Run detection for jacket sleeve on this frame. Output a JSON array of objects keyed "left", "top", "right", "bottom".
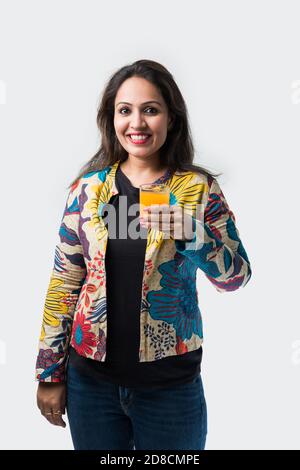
[
  {"left": 175, "top": 176, "right": 252, "bottom": 293},
  {"left": 35, "top": 180, "right": 87, "bottom": 382}
]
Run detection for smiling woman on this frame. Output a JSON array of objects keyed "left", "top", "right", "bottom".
[
  {"left": 113, "top": 76, "right": 173, "bottom": 177},
  {"left": 35, "top": 59, "right": 252, "bottom": 451},
  {"left": 111, "top": 77, "right": 174, "bottom": 186},
  {"left": 67, "top": 59, "right": 222, "bottom": 187}
]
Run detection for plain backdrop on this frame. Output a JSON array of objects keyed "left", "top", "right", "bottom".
[{"left": 0, "top": 0, "right": 299, "bottom": 450}]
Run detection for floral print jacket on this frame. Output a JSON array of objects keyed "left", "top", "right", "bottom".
[{"left": 35, "top": 159, "right": 252, "bottom": 382}]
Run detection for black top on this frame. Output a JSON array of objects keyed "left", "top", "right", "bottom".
[{"left": 68, "top": 164, "right": 203, "bottom": 389}]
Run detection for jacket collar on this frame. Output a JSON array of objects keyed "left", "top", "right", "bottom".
[
  {"left": 104, "top": 159, "right": 173, "bottom": 198},
  {"left": 92, "top": 159, "right": 174, "bottom": 258},
  {"left": 106, "top": 160, "right": 121, "bottom": 196}
]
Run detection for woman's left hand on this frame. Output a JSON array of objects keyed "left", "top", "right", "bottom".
[{"left": 140, "top": 204, "right": 195, "bottom": 241}]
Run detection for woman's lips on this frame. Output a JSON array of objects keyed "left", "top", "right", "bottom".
[{"left": 126, "top": 135, "right": 152, "bottom": 145}]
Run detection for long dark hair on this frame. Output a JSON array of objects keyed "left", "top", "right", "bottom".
[{"left": 68, "top": 59, "right": 222, "bottom": 188}]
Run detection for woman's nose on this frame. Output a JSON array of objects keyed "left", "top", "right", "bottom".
[{"left": 130, "top": 111, "right": 145, "bottom": 127}]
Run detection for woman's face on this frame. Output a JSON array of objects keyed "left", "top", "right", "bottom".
[{"left": 114, "top": 76, "right": 172, "bottom": 161}]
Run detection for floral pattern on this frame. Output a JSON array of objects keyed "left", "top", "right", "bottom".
[
  {"left": 147, "top": 254, "right": 202, "bottom": 344},
  {"left": 71, "top": 311, "right": 97, "bottom": 356},
  {"left": 35, "top": 159, "right": 252, "bottom": 382}
]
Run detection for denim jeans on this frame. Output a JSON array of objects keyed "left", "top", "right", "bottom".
[{"left": 65, "top": 361, "right": 207, "bottom": 450}]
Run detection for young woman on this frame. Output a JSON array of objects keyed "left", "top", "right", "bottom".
[{"left": 35, "top": 59, "right": 252, "bottom": 450}]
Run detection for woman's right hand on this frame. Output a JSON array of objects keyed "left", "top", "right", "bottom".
[{"left": 37, "top": 382, "right": 67, "bottom": 427}]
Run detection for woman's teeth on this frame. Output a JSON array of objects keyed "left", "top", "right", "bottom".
[
  {"left": 130, "top": 135, "right": 149, "bottom": 140},
  {"left": 128, "top": 134, "right": 151, "bottom": 143}
]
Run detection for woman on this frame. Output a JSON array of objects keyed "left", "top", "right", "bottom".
[{"left": 35, "top": 59, "right": 252, "bottom": 450}]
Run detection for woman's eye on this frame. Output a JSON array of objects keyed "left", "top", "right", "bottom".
[
  {"left": 144, "top": 107, "right": 157, "bottom": 114},
  {"left": 119, "top": 107, "right": 158, "bottom": 115}
]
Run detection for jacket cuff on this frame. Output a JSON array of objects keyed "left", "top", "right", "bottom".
[{"left": 35, "top": 348, "right": 67, "bottom": 383}]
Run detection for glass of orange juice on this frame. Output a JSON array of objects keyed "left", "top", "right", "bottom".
[{"left": 139, "top": 183, "right": 170, "bottom": 218}]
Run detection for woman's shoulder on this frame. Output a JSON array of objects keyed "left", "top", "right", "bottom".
[
  {"left": 69, "top": 166, "right": 111, "bottom": 194},
  {"left": 172, "top": 167, "right": 214, "bottom": 189}
]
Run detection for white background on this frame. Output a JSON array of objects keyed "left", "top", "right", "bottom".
[{"left": 0, "top": 0, "right": 299, "bottom": 450}]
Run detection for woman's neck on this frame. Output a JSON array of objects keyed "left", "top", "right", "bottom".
[
  {"left": 120, "top": 156, "right": 167, "bottom": 179},
  {"left": 119, "top": 157, "right": 169, "bottom": 188}
]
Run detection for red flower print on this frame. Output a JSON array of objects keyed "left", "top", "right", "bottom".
[
  {"left": 71, "top": 311, "right": 96, "bottom": 356},
  {"left": 176, "top": 336, "right": 188, "bottom": 355}
]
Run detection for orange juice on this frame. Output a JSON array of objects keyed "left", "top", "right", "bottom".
[{"left": 140, "top": 184, "right": 170, "bottom": 218}]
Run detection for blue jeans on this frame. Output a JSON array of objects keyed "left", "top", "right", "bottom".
[{"left": 66, "top": 361, "right": 207, "bottom": 450}]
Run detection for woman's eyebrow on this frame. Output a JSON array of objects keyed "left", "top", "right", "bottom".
[{"left": 116, "top": 100, "right": 162, "bottom": 106}]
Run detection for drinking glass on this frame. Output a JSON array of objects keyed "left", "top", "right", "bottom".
[{"left": 139, "top": 183, "right": 170, "bottom": 218}]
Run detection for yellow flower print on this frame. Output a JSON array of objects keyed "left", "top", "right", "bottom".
[
  {"left": 88, "top": 184, "right": 108, "bottom": 242},
  {"left": 168, "top": 173, "right": 209, "bottom": 216},
  {"left": 88, "top": 163, "right": 119, "bottom": 243},
  {"left": 42, "top": 277, "right": 68, "bottom": 328}
]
